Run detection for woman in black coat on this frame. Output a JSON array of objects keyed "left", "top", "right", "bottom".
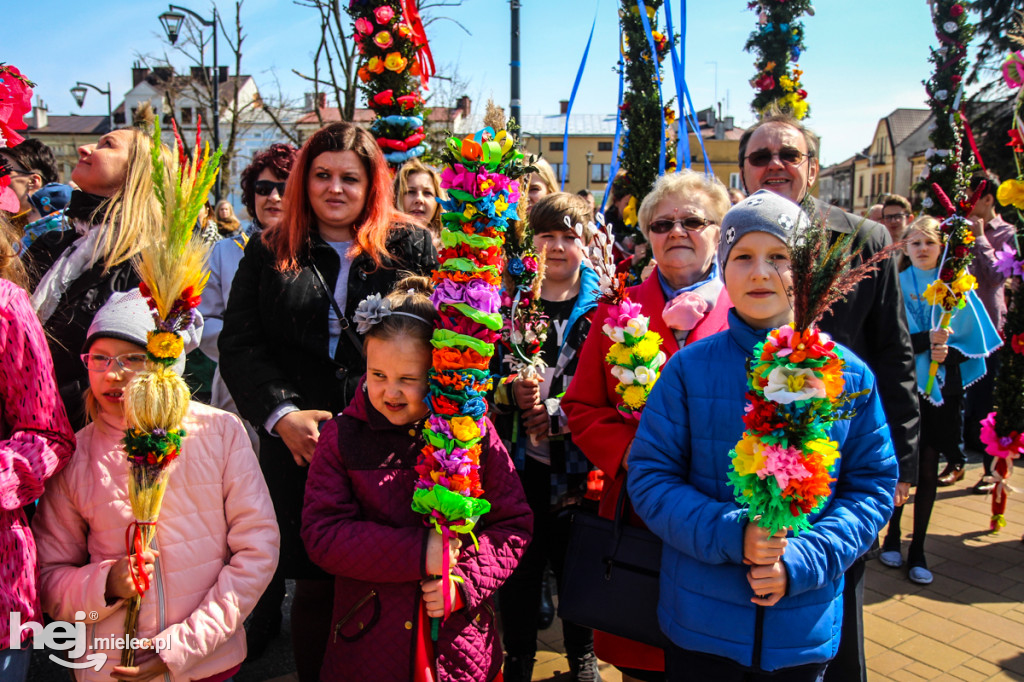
[{"left": 218, "top": 121, "right": 437, "bottom": 681}]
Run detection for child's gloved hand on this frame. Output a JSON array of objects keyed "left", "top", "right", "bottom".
[
  {"left": 425, "top": 532, "right": 462, "bottom": 575},
  {"left": 421, "top": 577, "right": 458, "bottom": 618},
  {"left": 748, "top": 561, "right": 788, "bottom": 607},
  {"left": 105, "top": 550, "right": 159, "bottom": 602},
  {"left": 742, "top": 524, "right": 787, "bottom": 566}
]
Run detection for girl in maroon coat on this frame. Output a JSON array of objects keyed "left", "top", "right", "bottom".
[{"left": 301, "top": 277, "right": 532, "bottom": 682}]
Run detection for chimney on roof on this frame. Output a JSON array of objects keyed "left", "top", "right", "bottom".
[
  {"left": 190, "top": 66, "right": 207, "bottom": 82},
  {"left": 559, "top": 100, "right": 569, "bottom": 115},
  {"left": 132, "top": 64, "right": 151, "bottom": 87},
  {"left": 456, "top": 95, "right": 472, "bottom": 117},
  {"left": 27, "top": 97, "right": 48, "bottom": 129},
  {"left": 724, "top": 116, "right": 734, "bottom": 131},
  {"left": 219, "top": 66, "right": 229, "bottom": 83},
  {"left": 318, "top": 92, "right": 327, "bottom": 109}
]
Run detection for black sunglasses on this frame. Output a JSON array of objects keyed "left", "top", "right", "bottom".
[
  {"left": 648, "top": 217, "right": 714, "bottom": 234},
  {"left": 744, "top": 148, "right": 812, "bottom": 168},
  {"left": 254, "top": 180, "right": 286, "bottom": 196}
]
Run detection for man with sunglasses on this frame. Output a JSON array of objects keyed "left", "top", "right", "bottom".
[{"left": 739, "top": 112, "right": 919, "bottom": 682}]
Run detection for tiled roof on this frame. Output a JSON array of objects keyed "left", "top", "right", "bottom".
[
  {"left": 26, "top": 115, "right": 111, "bottom": 135},
  {"left": 296, "top": 106, "right": 456, "bottom": 125},
  {"left": 885, "top": 109, "right": 931, "bottom": 147}
]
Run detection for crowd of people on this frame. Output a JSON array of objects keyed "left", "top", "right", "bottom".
[{"left": 0, "top": 100, "right": 1014, "bottom": 682}]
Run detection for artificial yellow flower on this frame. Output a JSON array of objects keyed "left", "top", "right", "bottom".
[
  {"left": 962, "top": 231, "right": 975, "bottom": 245},
  {"left": 620, "top": 384, "right": 649, "bottom": 410},
  {"left": 367, "top": 56, "right": 386, "bottom": 75},
  {"left": 732, "top": 434, "right": 767, "bottom": 477},
  {"left": 922, "top": 280, "right": 950, "bottom": 306},
  {"left": 633, "top": 334, "right": 662, "bottom": 363},
  {"left": 147, "top": 331, "right": 183, "bottom": 360},
  {"left": 606, "top": 343, "right": 633, "bottom": 367},
  {"left": 805, "top": 439, "right": 840, "bottom": 469},
  {"left": 952, "top": 271, "right": 977, "bottom": 294},
  {"left": 998, "top": 178, "right": 1024, "bottom": 210},
  {"left": 623, "top": 196, "right": 638, "bottom": 226},
  {"left": 451, "top": 415, "right": 481, "bottom": 442},
  {"left": 384, "top": 52, "right": 408, "bottom": 73},
  {"left": 779, "top": 75, "right": 794, "bottom": 91},
  {"left": 494, "top": 196, "right": 509, "bottom": 214}
]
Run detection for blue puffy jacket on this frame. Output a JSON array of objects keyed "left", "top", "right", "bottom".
[{"left": 628, "top": 309, "right": 897, "bottom": 672}]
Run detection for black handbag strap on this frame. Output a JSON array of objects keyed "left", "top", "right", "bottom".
[
  {"left": 609, "top": 480, "right": 631, "bottom": 555},
  {"left": 310, "top": 261, "right": 366, "bottom": 359}
]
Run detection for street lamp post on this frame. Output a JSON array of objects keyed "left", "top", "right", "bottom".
[
  {"left": 159, "top": 3, "right": 220, "bottom": 199},
  {"left": 70, "top": 81, "right": 113, "bottom": 133},
  {"left": 586, "top": 150, "right": 594, "bottom": 190}
]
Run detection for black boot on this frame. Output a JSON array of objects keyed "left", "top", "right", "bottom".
[
  {"left": 569, "top": 651, "right": 602, "bottom": 682},
  {"left": 503, "top": 655, "right": 535, "bottom": 682},
  {"left": 537, "top": 570, "right": 555, "bottom": 630}
]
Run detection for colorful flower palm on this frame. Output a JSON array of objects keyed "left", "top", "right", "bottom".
[
  {"left": 349, "top": 0, "right": 434, "bottom": 166},
  {"left": 745, "top": 1, "right": 813, "bottom": 119},
  {"left": 727, "top": 325, "right": 854, "bottom": 535},
  {"left": 979, "top": 52, "right": 1024, "bottom": 532},
  {"left": 413, "top": 124, "right": 529, "bottom": 639},
  {"left": 119, "top": 118, "right": 220, "bottom": 667}
]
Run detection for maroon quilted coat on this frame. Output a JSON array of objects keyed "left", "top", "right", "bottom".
[{"left": 302, "top": 386, "right": 532, "bottom": 682}]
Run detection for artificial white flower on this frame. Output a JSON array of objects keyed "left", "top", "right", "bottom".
[
  {"left": 922, "top": 197, "right": 934, "bottom": 208},
  {"left": 610, "top": 365, "right": 635, "bottom": 384},
  {"left": 943, "top": 21, "right": 957, "bottom": 33},
  {"left": 764, "top": 367, "right": 827, "bottom": 405},
  {"left": 624, "top": 316, "right": 649, "bottom": 338},
  {"left": 633, "top": 366, "right": 658, "bottom": 385},
  {"left": 603, "top": 323, "right": 626, "bottom": 344}
]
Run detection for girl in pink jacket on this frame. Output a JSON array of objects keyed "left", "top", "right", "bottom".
[{"left": 33, "top": 292, "right": 280, "bottom": 682}]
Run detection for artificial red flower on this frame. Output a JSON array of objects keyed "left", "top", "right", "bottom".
[
  {"left": 372, "top": 89, "right": 395, "bottom": 106},
  {"left": 1007, "top": 129, "right": 1024, "bottom": 154},
  {"left": 954, "top": 245, "right": 969, "bottom": 259},
  {"left": 950, "top": 3, "right": 964, "bottom": 17},
  {"left": 1012, "top": 333, "right": 1024, "bottom": 355}
]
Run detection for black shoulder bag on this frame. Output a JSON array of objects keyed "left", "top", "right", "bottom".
[{"left": 558, "top": 484, "right": 670, "bottom": 649}]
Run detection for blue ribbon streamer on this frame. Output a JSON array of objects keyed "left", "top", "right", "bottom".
[
  {"left": 560, "top": 2, "right": 600, "bottom": 191},
  {"left": 601, "top": 36, "right": 626, "bottom": 213},
  {"left": 664, "top": 0, "right": 712, "bottom": 175},
  {"left": 636, "top": 0, "right": 666, "bottom": 175}
]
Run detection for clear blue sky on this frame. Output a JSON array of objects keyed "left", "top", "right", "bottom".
[{"left": 5, "top": 0, "right": 986, "bottom": 166}]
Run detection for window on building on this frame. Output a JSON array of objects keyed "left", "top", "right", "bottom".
[
  {"left": 552, "top": 163, "right": 569, "bottom": 182},
  {"left": 884, "top": 172, "right": 890, "bottom": 193},
  {"left": 549, "top": 141, "right": 564, "bottom": 152},
  {"left": 870, "top": 174, "right": 876, "bottom": 198},
  {"left": 592, "top": 163, "right": 612, "bottom": 184},
  {"left": 180, "top": 107, "right": 193, "bottom": 125},
  {"left": 598, "top": 141, "right": 613, "bottom": 152},
  {"left": 858, "top": 176, "right": 864, "bottom": 198},
  {"left": 729, "top": 172, "right": 741, "bottom": 189}
]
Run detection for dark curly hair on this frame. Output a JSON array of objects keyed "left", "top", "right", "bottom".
[{"left": 239, "top": 143, "right": 298, "bottom": 224}]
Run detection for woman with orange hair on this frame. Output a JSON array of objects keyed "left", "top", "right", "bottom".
[{"left": 219, "top": 122, "right": 437, "bottom": 681}]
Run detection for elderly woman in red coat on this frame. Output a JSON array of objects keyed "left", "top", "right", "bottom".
[{"left": 562, "top": 169, "right": 732, "bottom": 682}]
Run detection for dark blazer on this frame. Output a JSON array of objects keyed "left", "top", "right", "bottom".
[
  {"left": 807, "top": 196, "right": 920, "bottom": 485},
  {"left": 218, "top": 222, "right": 437, "bottom": 577},
  {"left": 24, "top": 228, "right": 140, "bottom": 428}
]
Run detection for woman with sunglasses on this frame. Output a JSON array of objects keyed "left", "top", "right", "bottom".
[
  {"left": 218, "top": 123, "right": 437, "bottom": 682},
  {"left": 562, "top": 169, "right": 732, "bottom": 682}
]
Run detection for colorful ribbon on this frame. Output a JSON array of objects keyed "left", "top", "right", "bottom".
[
  {"left": 636, "top": 0, "right": 667, "bottom": 175},
  {"left": 402, "top": 0, "right": 436, "bottom": 88}
]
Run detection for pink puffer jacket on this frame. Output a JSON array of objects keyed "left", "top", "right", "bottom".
[
  {"left": 0, "top": 280, "right": 75, "bottom": 650},
  {"left": 33, "top": 401, "right": 280, "bottom": 681}
]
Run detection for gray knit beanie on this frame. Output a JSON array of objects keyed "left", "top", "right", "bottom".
[
  {"left": 84, "top": 290, "right": 203, "bottom": 375},
  {"left": 718, "top": 189, "right": 810, "bottom": 272}
]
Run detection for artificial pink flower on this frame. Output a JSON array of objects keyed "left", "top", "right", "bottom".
[
  {"left": 757, "top": 444, "right": 811, "bottom": 490},
  {"left": 662, "top": 291, "right": 708, "bottom": 331},
  {"left": 374, "top": 5, "right": 395, "bottom": 24},
  {"left": 354, "top": 17, "right": 373, "bottom": 35}
]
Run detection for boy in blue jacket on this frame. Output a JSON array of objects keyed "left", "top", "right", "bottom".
[{"left": 628, "top": 190, "right": 897, "bottom": 681}]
